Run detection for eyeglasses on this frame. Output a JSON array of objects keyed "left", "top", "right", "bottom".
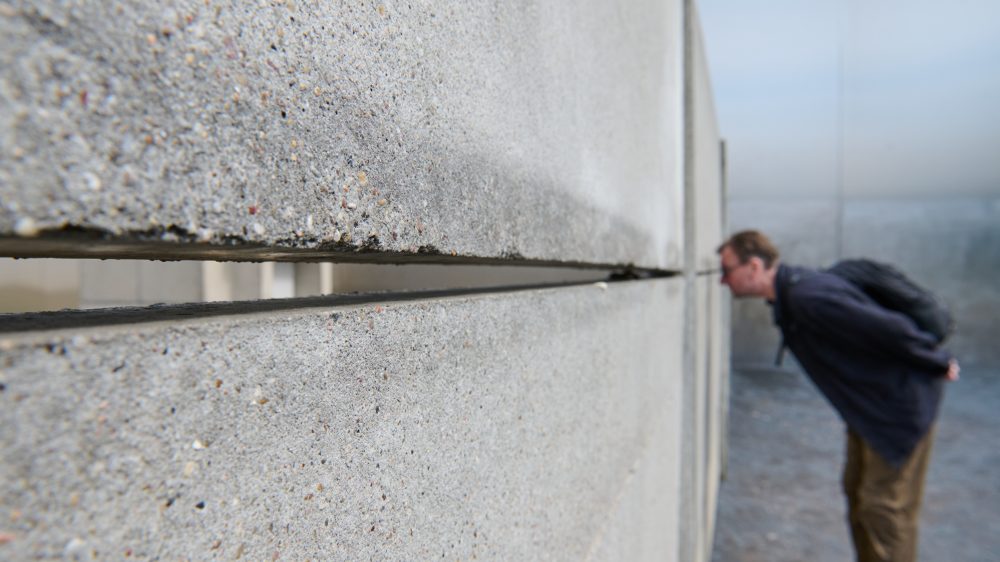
[{"left": 720, "top": 260, "right": 749, "bottom": 279}]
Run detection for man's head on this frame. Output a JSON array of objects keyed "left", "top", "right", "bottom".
[{"left": 717, "top": 230, "right": 780, "bottom": 300}]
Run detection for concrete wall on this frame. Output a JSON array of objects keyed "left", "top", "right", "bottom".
[
  {"left": 1, "top": 281, "right": 683, "bottom": 561},
  {"left": 0, "top": 0, "right": 727, "bottom": 560},
  {"left": 1, "top": 0, "right": 683, "bottom": 269},
  {"left": 677, "top": 6, "right": 728, "bottom": 561},
  {"left": 0, "top": 259, "right": 80, "bottom": 312}
]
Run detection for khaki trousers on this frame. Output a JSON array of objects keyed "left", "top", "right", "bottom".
[{"left": 842, "top": 428, "right": 935, "bottom": 562}]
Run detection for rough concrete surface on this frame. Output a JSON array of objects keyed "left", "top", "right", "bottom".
[
  {"left": 690, "top": 7, "right": 723, "bottom": 274},
  {"left": 0, "top": 278, "right": 684, "bottom": 561},
  {"left": 712, "top": 366, "right": 1000, "bottom": 562},
  {"left": 679, "top": 273, "right": 726, "bottom": 562},
  {"left": 0, "top": 0, "right": 683, "bottom": 269}
]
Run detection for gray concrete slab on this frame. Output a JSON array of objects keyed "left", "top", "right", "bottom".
[
  {"left": 0, "top": 277, "right": 685, "bottom": 560},
  {"left": 679, "top": 272, "right": 724, "bottom": 562},
  {"left": 589, "top": 387, "right": 682, "bottom": 561},
  {"left": 0, "top": 258, "right": 80, "bottom": 312},
  {"left": 137, "top": 261, "right": 202, "bottom": 304},
  {"left": 842, "top": 197, "right": 1000, "bottom": 367},
  {"left": 691, "top": 10, "right": 724, "bottom": 273},
  {"left": 0, "top": 1, "right": 683, "bottom": 269},
  {"left": 79, "top": 260, "right": 140, "bottom": 307},
  {"left": 702, "top": 274, "right": 724, "bottom": 547}
]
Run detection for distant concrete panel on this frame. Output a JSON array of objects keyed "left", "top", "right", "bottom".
[
  {"left": 328, "top": 263, "right": 604, "bottom": 294},
  {"left": 843, "top": 197, "right": 1000, "bottom": 367},
  {"left": 79, "top": 260, "right": 203, "bottom": 308},
  {"left": 0, "top": 258, "right": 80, "bottom": 312},
  {"left": 0, "top": 278, "right": 684, "bottom": 560},
  {"left": 677, "top": 272, "right": 726, "bottom": 562},
  {"left": 690, "top": 7, "right": 724, "bottom": 273},
  {"left": 701, "top": 274, "right": 724, "bottom": 552},
  {"left": 0, "top": 1, "right": 683, "bottom": 269}
]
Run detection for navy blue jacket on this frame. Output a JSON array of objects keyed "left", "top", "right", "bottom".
[{"left": 771, "top": 264, "right": 951, "bottom": 467}]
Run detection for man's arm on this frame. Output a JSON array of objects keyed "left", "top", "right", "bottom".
[{"left": 793, "top": 285, "right": 954, "bottom": 376}]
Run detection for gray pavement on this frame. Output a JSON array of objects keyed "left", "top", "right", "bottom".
[{"left": 712, "top": 365, "right": 1000, "bottom": 562}]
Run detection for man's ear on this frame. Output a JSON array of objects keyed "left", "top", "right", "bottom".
[{"left": 747, "top": 256, "right": 764, "bottom": 273}]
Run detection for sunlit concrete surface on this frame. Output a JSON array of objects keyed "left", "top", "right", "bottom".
[
  {"left": 0, "top": 279, "right": 685, "bottom": 561},
  {"left": 0, "top": 0, "right": 683, "bottom": 269}
]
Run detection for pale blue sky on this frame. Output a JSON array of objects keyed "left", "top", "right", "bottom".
[{"left": 698, "top": 0, "right": 1000, "bottom": 199}]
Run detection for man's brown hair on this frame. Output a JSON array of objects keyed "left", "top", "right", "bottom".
[{"left": 717, "top": 230, "right": 780, "bottom": 269}]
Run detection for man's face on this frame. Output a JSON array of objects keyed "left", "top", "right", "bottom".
[{"left": 719, "top": 246, "right": 759, "bottom": 298}]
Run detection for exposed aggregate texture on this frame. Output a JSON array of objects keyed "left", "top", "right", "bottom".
[
  {"left": 0, "top": 279, "right": 684, "bottom": 560},
  {"left": 0, "top": 0, "right": 683, "bottom": 268}
]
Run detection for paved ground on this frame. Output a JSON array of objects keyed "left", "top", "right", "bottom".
[{"left": 711, "top": 365, "right": 1000, "bottom": 562}]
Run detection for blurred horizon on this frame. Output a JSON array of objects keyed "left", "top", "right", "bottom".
[{"left": 698, "top": 0, "right": 1000, "bottom": 200}]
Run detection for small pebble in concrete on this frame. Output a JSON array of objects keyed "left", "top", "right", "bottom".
[
  {"left": 64, "top": 537, "right": 89, "bottom": 559},
  {"left": 13, "top": 217, "right": 39, "bottom": 237}
]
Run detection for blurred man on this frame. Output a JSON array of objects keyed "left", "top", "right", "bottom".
[{"left": 717, "top": 230, "right": 958, "bottom": 562}]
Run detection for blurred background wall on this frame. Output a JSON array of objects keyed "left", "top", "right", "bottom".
[{"left": 700, "top": 0, "right": 1000, "bottom": 367}]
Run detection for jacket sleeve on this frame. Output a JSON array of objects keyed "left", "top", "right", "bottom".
[{"left": 791, "top": 286, "right": 952, "bottom": 375}]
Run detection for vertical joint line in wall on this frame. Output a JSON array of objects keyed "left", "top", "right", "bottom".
[
  {"left": 683, "top": 0, "right": 696, "bottom": 275},
  {"left": 835, "top": 0, "right": 847, "bottom": 260},
  {"left": 681, "top": 2, "right": 699, "bottom": 562},
  {"left": 720, "top": 139, "right": 728, "bottom": 234}
]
